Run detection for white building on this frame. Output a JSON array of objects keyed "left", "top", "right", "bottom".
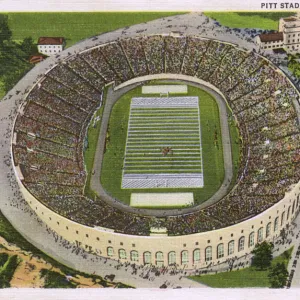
[
  {"left": 37, "top": 37, "right": 65, "bottom": 56},
  {"left": 280, "top": 16, "right": 300, "bottom": 53},
  {"left": 256, "top": 15, "right": 300, "bottom": 54},
  {"left": 255, "top": 32, "right": 283, "bottom": 51}
]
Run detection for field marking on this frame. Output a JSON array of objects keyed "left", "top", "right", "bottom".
[
  {"left": 122, "top": 96, "right": 204, "bottom": 188},
  {"left": 142, "top": 85, "right": 188, "bottom": 95},
  {"left": 130, "top": 192, "right": 193, "bottom": 207}
]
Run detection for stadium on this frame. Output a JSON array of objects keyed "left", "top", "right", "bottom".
[{"left": 11, "top": 33, "right": 300, "bottom": 269}]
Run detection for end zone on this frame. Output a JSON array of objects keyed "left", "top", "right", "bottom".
[
  {"left": 130, "top": 192, "right": 194, "bottom": 208},
  {"left": 142, "top": 84, "right": 187, "bottom": 94}
]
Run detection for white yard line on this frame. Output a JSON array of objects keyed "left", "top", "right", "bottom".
[{"left": 122, "top": 96, "right": 204, "bottom": 188}]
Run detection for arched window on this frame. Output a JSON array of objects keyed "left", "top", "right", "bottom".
[
  {"left": 107, "top": 247, "right": 114, "bottom": 257},
  {"left": 155, "top": 251, "right": 164, "bottom": 267},
  {"left": 168, "top": 251, "right": 176, "bottom": 265},
  {"left": 205, "top": 246, "right": 212, "bottom": 262},
  {"left": 287, "top": 206, "right": 291, "bottom": 221},
  {"left": 130, "top": 250, "right": 139, "bottom": 262},
  {"left": 238, "top": 237, "right": 245, "bottom": 252},
  {"left": 217, "top": 243, "right": 224, "bottom": 259},
  {"left": 193, "top": 249, "right": 201, "bottom": 264},
  {"left": 119, "top": 249, "right": 126, "bottom": 259},
  {"left": 266, "top": 222, "right": 271, "bottom": 238},
  {"left": 181, "top": 250, "right": 189, "bottom": 264},
  {"left": 143, "top": 251, "right": 151, "bottom": 264},
  {"left": 257, "top": 227, "right": 263, "bottom": 243},
  {"left": 292, "top": 200, "right": 295, "bottom": 214},
  {"left": 228, "top": 240, "right": 235, "bottom": 255},
  {"left": 274, "top": 217, "right": 279, "bottom": 232},
  {"left": 281, "top": 211, "right": 285, "bottom": 226},
  {"left": 248, "top": 232, "right": 255, "bottom": 247}
]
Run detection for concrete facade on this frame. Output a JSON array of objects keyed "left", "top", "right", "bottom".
[
  {"left": 11, "top": 64, "right": 300, "bottom": 270},
  {"left": 12, "top": 145, "right": 300, "bottom": 269},
  {"left": 37, "top": 44, "right": 63, "bottom": 56}
]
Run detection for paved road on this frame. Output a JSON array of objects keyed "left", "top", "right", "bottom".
[
  {"left": 0, "top": 12, "right": 259, "bottom": 288},
  {"left": 91, "top": 76, "right": 233, "bottom": 216}
]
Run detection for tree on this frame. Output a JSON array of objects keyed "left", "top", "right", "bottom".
[
  {"left": 288, "top": 55, "right": 300, "bottom": 84},
  {"left": 20, "top": 37, "right": 35, "bottom": 58},
  {"left": 0, "top": 14, "right": 12, "bottom": 46},
  {"left": 251, "top": 241, "right": 274, "bottom": 270},
  {"left": 268, "top": 262, "right": 289, "bottom": 288}
]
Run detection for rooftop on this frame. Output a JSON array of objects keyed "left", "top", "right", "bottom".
[
  {"left": 38, "top": 37, "right": 64, "bottom": 45},
  {"left": 258, "top": 32, "right": 283, "bottom": 43},
  {"left": 282, "top": 16, "right": 299, "bottom": 22}
]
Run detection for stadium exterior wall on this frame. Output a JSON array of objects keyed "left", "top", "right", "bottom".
[{"left": 13, "top": 161, "right": 300, "bottom": 269}]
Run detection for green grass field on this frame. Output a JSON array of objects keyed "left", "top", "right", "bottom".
[
  {"left": 7, "top": 12, "right": 183, "bottom": 48},
  {"left": 189, "top": 247, "right": 293, "bottom": 288},
  {"left": 0, "top": 12, "right": 182, "bottom": 100},
  {"left": 228, "top": 114, "right": 241, "bottom": 189},
  {"left": 0, "top": 254, "right": 21, "bottom": 288},
  {"left": 123, "top": 97, "right": 202, "bottom": 178},
  {"left": 99, "top": 83, "right": 240, "bottom": 206},
  {"left": 204, "top": 12, "right": 295, "bottom": 30}
]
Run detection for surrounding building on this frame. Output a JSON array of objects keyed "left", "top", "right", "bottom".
[
  {"left": 256, "top": 16, "right": 300, "bottom": 53},
  {"left": 29, "top": 54, "right": 45, "bottom": 64},
  {"left": 255, "top": 32, "right": 283, "bottom": 51},
  {"left": 37, "top": 37, "right": 65, "bottom": 56}
]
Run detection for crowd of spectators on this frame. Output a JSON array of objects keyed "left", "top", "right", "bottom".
[{"left": 12, "top": 34, "right": 300, "bottom": 236}]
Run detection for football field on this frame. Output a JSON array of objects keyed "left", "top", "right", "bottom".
[{"left": 121, "top": 96, "right": 204, "bottom": 189}]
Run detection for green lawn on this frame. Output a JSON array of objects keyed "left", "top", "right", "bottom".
[
  {"left": 189, "top": 247, "right": 293, "bottom": 288},
  {"left": 40, "top": 269, "right": 77, "bottom": 289},
  {"left": 228, "top": 114, "right": 241, "bottom": 189},
  {"left": 0, "top": 254, "right": 21, "bottom": 288},
  {"left": 0, "top": 12, "right": 183, "bottom": 100},
  {"left": 99, "top": 83, "right": 239, "bottom": 206},
  {"left": 7, "top": 12, "right": 183, "bottom": 48},
  {"left": 204, "top": 12, "right": 295, "bottom": 30}
]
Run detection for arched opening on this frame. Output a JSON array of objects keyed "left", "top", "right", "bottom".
[
  {"left": 228, "top": 240, "right": 235, "bottom": 255},
  {"left": 130, "top": 250, "right": 139, "bottom": 262},
  {"left": 193, "top": 249, "right": 201, "bottom": 264},
  {"left": 168, "top": 251, "right": 176, "bottom": 265},
  {"left": 143, "top": 251, "right": 151, "bottom": 264},
  {"left": 181, "top": 250, "right": 189, "bottom": 264},
  {"left": 155, "top": 251, "right": 164, "bottom": 267},
  {"left": 205, "top": 246, "right": 212, "bottom": 262},
  {"left": 119, "top": 249, "right": 127, "bottom": 259},
  {"left": 217, "top": 243, "right": 224, "bottom": 259},
  {"left": 238, "top": 236, "right": 245, "bottom": 252}
]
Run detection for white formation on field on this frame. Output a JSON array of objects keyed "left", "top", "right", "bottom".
[
  {"left": 130, "top": 192, "right": 194, "bottom": 207},
  {"left": 142, "top": 85, "right": 188, "bottom": 94}
]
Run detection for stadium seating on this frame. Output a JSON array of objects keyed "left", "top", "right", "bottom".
[{"left": 12, "top": 35, "right": 300, "bottom": 236}]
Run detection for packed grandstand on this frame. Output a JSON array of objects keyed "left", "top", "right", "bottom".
[{"left": 12, "top": 34, "right": 300, "bottom": 238}]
